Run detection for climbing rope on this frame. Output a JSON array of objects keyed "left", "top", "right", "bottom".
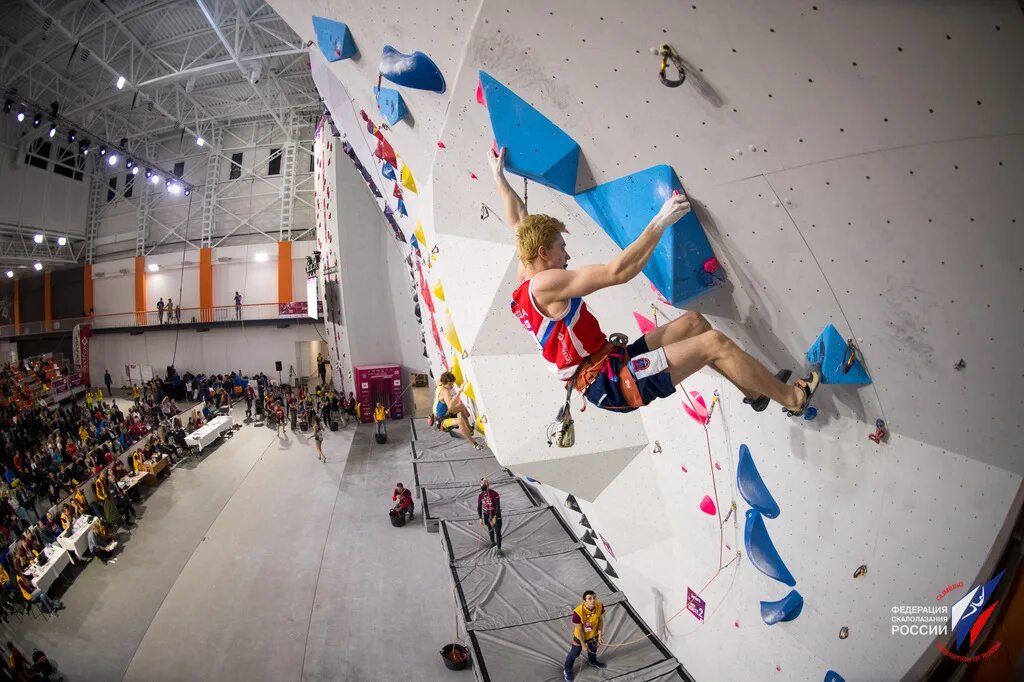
[{"left": 655, "top": 44, "right": 686, "bottom": 87}]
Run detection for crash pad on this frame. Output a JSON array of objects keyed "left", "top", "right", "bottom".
[
  {"left": 575, "top": 165, "right": 718, "bottom": 308},
  {"left": 312, "top": 16, "right": 356, "bottom": 61},
  {"left": 479, "top": 70, "right": 580, "bottom": 195}
]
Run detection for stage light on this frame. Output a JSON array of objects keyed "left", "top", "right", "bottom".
[
  {"left": 148, "top": 263, "right": 159, "bottom": 272},
  {"left": 144, "top": 168, "right": 152, "bottom": 178},
  {"left": 196, "top": 136, "right": 204, "bottom": 146},
  {"left": 57, "top": 236, "right": 67, "bottom": 246},
  {"left": 48, "top": 123, "right": 56, "bottom": 138},
  {"left": 2, "top": 100, "right": 11, "bottom": 113},
  {"left": 125, "top": 159, "right": 134, "bottom": 169},
  {"left": 32, "top": 113, "right": 42, "bottom": 128},
  {"left": 4, "top": 271, "right": 12, "bottom": 279},
  {"left": 33, "top": 262, "right": 42, "bottom": 271},
  {"left": 150, "top": 174, "right": 161, "bottom": 185},
  {"left": 67, "top": 130, "right": 77, "bottom": 143},
  {"left": 98, "top": 145, "right": 107, "bottom": 157},
  {"left": 183, "top": 187, "right": 191, "bottom": 196},
  {"left": 131, "top": 166, "right": 139, "bottom": 176},
  {"left": 33, "top": 234, "right": 44, "bottom": 244},
  {"left": 116, "top": 75, "right": 126, "bottom": 90},
  {"left": 80, "top": 140, "right": 90, "bottom": 155},
  {"left": 108, "top": 154, "right": 118, "bottom": 166},
  {"left": 254, "top": 252, "right": 268, "bottom": 262},
  {"left": 16, "top": 110, "right": 25, "bottom": 123}
]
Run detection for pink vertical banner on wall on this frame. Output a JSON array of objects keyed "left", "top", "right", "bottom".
[{"left": 73, "top": 323, "right": 92, "bottom": 386}]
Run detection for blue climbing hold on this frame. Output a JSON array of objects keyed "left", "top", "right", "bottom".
[
  {"left": 479, "top": 70, "right": 580, "bottom": 195},
  {"left": 737, "top": 444, "right": 780, "bottom": 519},
  {"left": 374, "top": 86, "right": 407, "bottom": 126},
  {"left": 379, "top": 45, "right": 445, "bottom": 93},
  {"left": 311, "top": 17, "right": 356, "bottom": 62},
  {"left": 744, "top": 509, "right": 796, "bottom": 587},
  {"left": 575, "top": 165, "right": 719, "bottom": 308},
  {"left": 824, "top": 671, "right": 846, "bottom": 682},
  {"left": 803, "top": 407, "right": 818, "bottom": 421},
  {"left": 807, "top": 324, "right": 872, "bottom": 385},
  {"left": 381, "top": 162, "right": 397, "bottom": 181},
  {"left": 760, "top": 589, "right": 803, "bottom": 624}
]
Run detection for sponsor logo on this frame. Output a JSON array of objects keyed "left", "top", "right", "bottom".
[{"left": 631, "top": 357, "right": 650, "bottom": 373}]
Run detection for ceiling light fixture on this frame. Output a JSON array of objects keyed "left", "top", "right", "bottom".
[
  {"left": 67, "top": 130, "right": 77, "bottom": 143},
  {"left": 196, "top": 136, "right": 205, "bottom": 146},
  {"left": 148, "top": 263, "right": 159, "bottom": 272},
  {"left": 33, "top": 234, "right": 44, "bottom": 244},
  {"left": 16, "top": 110, "right": 25, "bottom": 123},
  {"left": 4, "top": 271, "right": 12, "bottom": 279},
  {"left": 254, "top": 252, "right": 268, "bottom": 262},
  {"left": 32, "top": 113, "right": 42, "bottom": 128},
  {"left": 48, "top": 123, "right": 56, "bottom": 138},
  {"left": 116, "top": 75, "right": 126, "bottom": 90},
  {"left": 33, "top": 262, "right": 42, "bottom": 271},
  {"left": 57, "top": 236, "right": 67, "bottom": 246}
]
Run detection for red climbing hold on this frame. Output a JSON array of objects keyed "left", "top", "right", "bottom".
[
  {"left": 437, "top": 140, "right": 446, "bottom": 149},
  {"left": 703, "top": 257, "right": 720, "bottom": 273},
  {"left": 683, "top": 391, "right": 710, "bottom": 426},
  {"left": 393, "top": 184, "right": 403, "bottom": 199},
  {"left": 715, "top": 462, "right": 722, "bottom": 471},
  {"left": 491, "top": 139, "right": 498, "bottom": 157},
  {"left": 734, "top": 620, "right": 739, "bottom": 628},
  {"left": 681, "top": 466, "right": 688, "bottom": 473},
  {"left": 632, "top": 311, "right": 655, "bottom": 335},
  {"left": 470, "top": 172, "right": 478, "bottom": 179},
  {"left": 476, "top": 79, "right": 486, "bottom": 106},
  {"left": 699, "top": 495, "right": 716, "bottom": 515}
]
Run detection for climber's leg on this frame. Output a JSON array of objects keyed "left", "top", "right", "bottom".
[
  {"left": 662, "top": 331, "right": 805, "bottom": 411},
  {"left": 645, "top": 312, "right": 757, "bottom": 399}
]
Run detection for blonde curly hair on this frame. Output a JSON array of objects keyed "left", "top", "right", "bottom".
[{"left": 515, "top": 214, "right": 566, "bottom": 265}]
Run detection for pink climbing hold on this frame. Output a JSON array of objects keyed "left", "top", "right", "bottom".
[
  {"left": 703, "top": 257, "right": 720, "bottom": 273},
  {"left": 470, "top": 172, "right": 478, "bottom": 179},
  {"left": 632, "top": 311, "right": 655, "bottom": 335},
  {"left": 476, "top": 79, "right": 486, "bottom": 106},
  {"left": 726, "top": 544, "right": 731, "bottom": 550},
  {"left": 734, "top": 620, "right": 740, "bottom": 628},
  {"left": 649, "top": 282, "right": 671, "bottom": 305},
  {"left": 437, "top": 140, "right": 446, "bottom": 149},
  {"left": 682, "top": 391, "right": 709, "bottom": 426},
  {"left": 699, "top": 495, "right": 716, "bottom": 516},
  {"left": 681, "top": 466, "right": 688, "bottom": 473},
  {"left": 715, "top": 462, "right": 722, "bottom": 471}
]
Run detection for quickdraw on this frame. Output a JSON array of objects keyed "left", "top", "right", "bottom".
[
  {"left": 867, "top": 419, "right": 887, "bottom": 444},
  {"left": 842, "top": 338, "right": 859, "bottom": 373},
  {"left": 656, "top": 44, "right": 686, "bottom": 87}
]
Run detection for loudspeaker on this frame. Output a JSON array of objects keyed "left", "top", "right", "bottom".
[{"left": 275, "top": 361, "right": 283, "bottom": 371}]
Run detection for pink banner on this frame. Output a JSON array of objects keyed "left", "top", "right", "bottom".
[{"left": 278, "top": 301, "right": 324, "bottom": 318}]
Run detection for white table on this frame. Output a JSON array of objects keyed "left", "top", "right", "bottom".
[
  {"left": 57, "top": 515, "right": 98, "bottom": 560},
  {"left": 184, "top": 414, "right": 234, "bottom": 451},
  {"left": 118, "top": 471, "right": 149, "bottom": 494},
  {"left": 27, "top": 545, "right": 72, "bottom": 592}
]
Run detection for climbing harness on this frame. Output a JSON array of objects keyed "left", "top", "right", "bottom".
[{"left": 655, "top": 44, "right": 686, "bottom": 88}]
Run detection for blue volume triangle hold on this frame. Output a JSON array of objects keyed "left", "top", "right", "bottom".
[
  {"left": 479, "top": 70, "right": 580, "bottom": 195},
  {"left": 806, "top": 324, "right": 872, "bottom": 385},
  {"left": 374, "top": 86, "right": 407, "bottom": 126},
  {"left": 380, "top": 45, "right": 446, "bottom": 93},
  {"left": 737, "top": 444, "right": 780, "bottom": 519},
  {"left": 744, "top": 509, "right": 796, "bottom": 587},
  {"left": 760, "top": 589, "right": 804, "bottom": 624},
  {"left": 824, "top": 671, "right": 846, "bottom": 682},
  {"left": 575, "top": 165, "right": 718, "bottom": 307},
  {"left": 311, "top": 17, "right": 356, "bottom": 62}
]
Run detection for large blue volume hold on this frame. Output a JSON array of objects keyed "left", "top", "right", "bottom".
[
  {"left": 806, "top": 324, "right": 872, "bottom": 385},
  {"left": 744, "top": 509, "right": 796, "bottom": 586},
  {"left": 760, "top": 589, "right": 804, "bottom": 624},
  {"left": 479, "top": 70, "right": 580, "bottom": 195},
  {"left": 575, "top": 165, "right": 719, "bottom": 308},
  {"left": 737, "top": 444, "right": 780, "bottom": 518},
  {"left": 824, "top": 672, "right": 846, "bottom": 682},
  {"left": 312, "top": 17, "right": 356, "bottom": 62},
  {"left": 380, "top": 45, "right": 446, "bottom": 93}
]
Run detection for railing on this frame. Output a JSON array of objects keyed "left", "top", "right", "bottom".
[{"left": 0, "top": 302, "right": 320, "bottom": 338}]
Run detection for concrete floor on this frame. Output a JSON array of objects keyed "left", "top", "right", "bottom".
[{"left": 5, "top": 401, "right": 462, "bottom": 681}]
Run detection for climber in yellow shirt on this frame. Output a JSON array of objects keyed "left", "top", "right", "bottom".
[{"left": 563, "top": 590, "right": 607, "bottom": 680}]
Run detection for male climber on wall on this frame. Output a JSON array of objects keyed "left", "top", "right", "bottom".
[{"left": 489, "top": 146, "right": 819, "bottom": 416}]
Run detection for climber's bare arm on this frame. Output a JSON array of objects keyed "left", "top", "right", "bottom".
[{"left": 488, "top": 147, "right": 527, "bottom": 230}]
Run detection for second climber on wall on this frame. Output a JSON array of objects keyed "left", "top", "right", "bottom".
[{"left": 489, "top": 146, "right": 819, "bottom": 417}]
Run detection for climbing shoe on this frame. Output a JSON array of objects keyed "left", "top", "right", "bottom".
[
  {"left": 744, "top": 370, "right": 792, "bottom": 412},
  {"left": 563, "top": 671, "right": 574, "bottom": 682},
  {"left": 784, "top": 370, "right": 821, "bottom": 417}
]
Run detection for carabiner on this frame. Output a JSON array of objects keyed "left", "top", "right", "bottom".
[{"left": 657, "top": 44, "right": 686, "bottom": 88}]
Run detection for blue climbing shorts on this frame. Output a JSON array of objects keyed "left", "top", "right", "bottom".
[
  {"left": 583, "top": 336, "right": 676, "bottom": 413},
  {"left": 434, "top": 401, "right": 449, "bottom": 419}
]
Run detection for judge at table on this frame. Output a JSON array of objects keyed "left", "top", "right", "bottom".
[{"left": 15, "top": 572, "right": 62, "bottom": 615}]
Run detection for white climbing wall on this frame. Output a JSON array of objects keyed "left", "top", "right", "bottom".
[{"left": 276, "top": 1, "right": 1024, "bottom": 680}]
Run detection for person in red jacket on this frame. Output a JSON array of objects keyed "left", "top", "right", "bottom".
[
  {"left": 392, "top": 483, "right": 414, "bottom": 521},
  {"left": 477, "top": 479, "right": 503, "bottom": 556}
]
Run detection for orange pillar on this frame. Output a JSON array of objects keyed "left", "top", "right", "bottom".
[
  {"left": 44, "top": 272, "right": 52, "bottom": 331},
  {"left": 13, "top": 279, "right": 20, "bottom": 328},
  {"left": 278, "top": 240, "right": 292, "bottom": 304},
  {"left": 199, "top": 247, "right": 213, "bottom": 322},
  {"left": 83, "top": 264, "right": 93, "bottom": 318},
  {"left": 134, "top": 255, "right": 147, "bottom": 325}
]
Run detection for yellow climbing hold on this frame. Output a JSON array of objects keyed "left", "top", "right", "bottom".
[
  {"left": 401, "top": 163, "right": 418, "bottom": 194},
  {"left": 475, "top": 414, "right": 486, "bottom": 435},
  {"left": 450, "top": 353, "right": 464, "bottom": 385},
  {"left": 462, "top": 382, "right": 476, "bottom": 402},
  {"left": 432, "top": 281, "right": 445, "bottom": 302},
  {"left": 414, "top": 221, "right": 427, "bottom": 250},
  {"left": 443, "top": 308, "right": 464, "bottom": 354}
]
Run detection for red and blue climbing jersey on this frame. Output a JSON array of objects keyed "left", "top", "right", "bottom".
[{"left": 511, "top": 278, "right": 607, "bottom": 380}]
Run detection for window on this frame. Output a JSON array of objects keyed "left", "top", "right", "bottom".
[
  {"left": 268, "top": 148, "right": 281, "bottom": 176},
  {"left": 25, "top": 139, "right": 51, "bottom": 170},
  {"left": 229, "top": 152, "right": 242, "bottom": 180},
  {"left": 53, "top": 147, "right": 84, "bottom": 181},
  {"left": 309, "top": 144, "right": 315, "bottom": 172},
  {"left": 173, "top": 161, "right": 185, "bottom": 178},
  {"left": 107, "top": 176, "right": 118, "bottom": 202},
  {"left": 124, "top": 172, "right": 134, "bottom": 198}
]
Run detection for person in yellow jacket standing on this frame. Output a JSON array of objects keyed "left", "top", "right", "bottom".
[
  {"left": 374, "top": 403, "right": 388, "bottom": 437},
  {"left": 562, "top": 590, "right": 608, "bottom": 681},
  {"left": 96, "top": 473, "right": 119, "bottom": 527}
]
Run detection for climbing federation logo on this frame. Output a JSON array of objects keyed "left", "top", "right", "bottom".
[{"left": 891, "top": 570, "right": 1005, "bottom": 663}]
